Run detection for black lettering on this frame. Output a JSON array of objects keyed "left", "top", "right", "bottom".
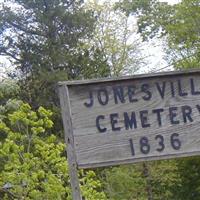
[
  {"left": 128, "top": 85, "right": 138, "bottom": 102},
  {"left": 178, "top": 79, "right": 188, "bottom": 96},
  {"left": 113, "top": 86, "right": 125, "bottom": 104},
  {"left": 169, "top": 107, "right": 180, "bottom": 124},
  {"left": 97, "top": 89, "right": 109, "bottom": 106},
  {"left": 129, "top": 139, "right": 135, "bottom": 156},
  {"left": 181, "top": 105, "right": 193, "bottom": 123},
  {"left": 152, "top": 108, "right": 164, "bottom": 126},
  {"left": 141, "top": 83, "right": 152, "bottom": 101},
  {"left": 140, "top": 137, "right": 150, "bottom": 154},
  {"left": 84, "top": 91, "right": 94, "bottom": 107},
  {"left": 96, "top": 115, "right": 107, "bottom": 133},
  {"left": 110, "top": 113, "right": 121, "bottom": 131},
  {"left": 156, "top": 82, "right": 166, "bottom": 99},
  {"left": 155, "top": 135, "right": 165, "bottom": 152},
  {"left": 171, "top": 133, "right": 181, "bottom": 150},
  {"left": 140, "top": 110, "right": 150, "bottom": 128},
  {"left": 170, "top": 82, "right": 175, "bottom": 97},
  {"left": 190, "top": 78, "right": 200, "bottom": 95},
  {"left": 124, "top": 112, "right": 137, "bottom": 130}
]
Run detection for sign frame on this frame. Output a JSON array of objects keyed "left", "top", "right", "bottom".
[
  {"left": 59, "top": 85, "right": 82, "bottom": 200},
  {"left": 58, "top": 69, "right": 200, "bottom": 199}
]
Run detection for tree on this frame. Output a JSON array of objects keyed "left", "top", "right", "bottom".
[
  {"left": 101, "top": 164, "right": 147, "bottom": 200},
  {"left": 100, "top": 160, "right": 181, "bottom": 200},
  {"left": 85, "top": 0, "right": 146, "bottom": 76},
  {"left": 0, "top": 78, "right": 22, "bottom": 142},
  {"left": 163, "top": 0, "right": 200, "bottom": 69},
  {"left": 0, "top": 0, "right": 110, "bottom": 109},
  {"left": 116, "top": 0, "right": 200, "bottom": 69},
  {"left": 0, "top": 103, "right": 106, "bottom": 199},
  {"left": 174, "top": 157, "right": 200, "bottom": 200},
  {"left": 0, "top": 79, "right": 20, "bottom": 105}
]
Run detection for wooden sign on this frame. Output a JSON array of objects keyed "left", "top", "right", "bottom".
[{"left": 59, "top": 69, "right": 200, "bottom": 172}]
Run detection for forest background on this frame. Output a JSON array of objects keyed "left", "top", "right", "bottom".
[{"left": 0, "top": 0, "right": 200, "bottom": 199}]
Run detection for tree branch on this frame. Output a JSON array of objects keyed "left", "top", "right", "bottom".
[
  {"left": 0, "top": 48, "right": 21, "bottom": 62},
  {"left": 7, "top": 21, "right": 45, "bottom": 37}
]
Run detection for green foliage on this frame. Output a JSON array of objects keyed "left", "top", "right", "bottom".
[
  {"left": 0, "top": 79, "right": 20, "bottom": 104},
  {"left": 116, "top": 0, "right": 173, "bottom": 40},
  {"left": 117, "top": 0, "right": 200, "bottom": 69},
  {"left": 149, "top": 160, "right": 181, "bottom": 200},
  {"left": 101, "top": 165, "right": 146, "bottom": 200},
  {"left": 100, "top": 160, "right": 181, "bottom": 200},
  {"left": 165, "top": 0, "right": 200, "bottom": 69},
  {"left": 0, "top": 0, "right": 110, "bottom": 109},
  {"left": 0, "top": 79, "right": 22, "bottom": 121},
  {"left": 0, "top": 103, "right": 106, "bottom": 199},
  {"left": 174, "top": 157, "right": 200, "bottom": 200}
]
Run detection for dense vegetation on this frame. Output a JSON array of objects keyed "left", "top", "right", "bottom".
[{"left": 0, "top": 0, "right": 200, "bottom": 199}]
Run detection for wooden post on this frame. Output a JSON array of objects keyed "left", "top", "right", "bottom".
[
  {"left": 143, "top": 163, "right": 153, "bottom": 200},
  {"left": 58, "top": 85, "right": 82, "bottom": 200}
]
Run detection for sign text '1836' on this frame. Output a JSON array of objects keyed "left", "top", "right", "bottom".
[{"left": 129, "top": 133, "right": 181, "bottom": 156}]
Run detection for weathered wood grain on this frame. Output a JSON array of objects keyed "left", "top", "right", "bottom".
[
  {"left": 59, "top": 70, "right": 200, "bottom": 169},
  {"left": 58, "top": 85, "right": 82, "bottom": 200},
  {"left": 69, "top": 75, "right": 200, "bottom": 136},
  {"left": 74, "top": 122, "right": 200, "bottom": 168}
]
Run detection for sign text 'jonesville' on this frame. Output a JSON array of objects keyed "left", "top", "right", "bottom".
[{"left": 84, "top": 78, "right": 200, "bottom": 134}]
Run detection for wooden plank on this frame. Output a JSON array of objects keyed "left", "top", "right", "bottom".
[
  {"left": 69, "top": 74, "right": 200, "bottom": 136},
  {"left": 58, "top": 85, "right": 82, "bottom": 200},
  {"left": 74, "top": 122, "right": 200, "bottom": 168},
  {"left": 59, "top": 70, "right": 200, "bottom": 169}
]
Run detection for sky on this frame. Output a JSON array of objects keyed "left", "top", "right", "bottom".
[{"left": 0, "top": 0, "right": 180, "bottom": 78}]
